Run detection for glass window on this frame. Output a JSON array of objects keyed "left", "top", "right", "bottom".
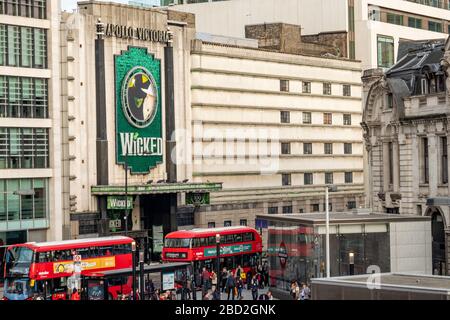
[
  {"left": 422, "top": 137, "right": 429, "bottom": 183},
  {"left": 281, "top": 142, "right": 291, "bottom": 155},
  {"left": 311, "top": 204, "right": 320, "bottom": 212},
  {"left": 429, "top": 20, "right": 443, "bottom": 32},
  {"left": 0, "top": 180, "right": 5, "bottom": 221},
  {"left": 304, "top": 173, "right": 313, "bottom": 185},
  {"left": 442, "top": 137, "right": 448, "bottom": 184},
  {"left": 408, "top": 17, "right": 422, "bottom": 29},
  {"left": 239, "top": 220, "right": 247, "bottom": 227},
  {"left": 343, "top": 85, "right": 351, "bottom": 96},
  {"left": 282, "top": 173, "right": 291, "bottom": 186},
  {"left": 33, "top": 28, "right": 46, "bottom": 68},
  {"left": 21, "top": 27, "right": 32, "bottom": 67},
  {"left": 280, "top": 79, "right": 289, "bottom": 92},
  {"left": 7, "top": 180, "right": 19, "bottom": 221},
  {"left": 33, "top": 178, "right": 46, "bottom": 219},
  {"left": 20, "top": 179, "right": 33, "bottom": 219},
  {"left": 325, "top": 172, "right": 333, "bottom": 185},
  {"left": 303, "top": 143, "right": 312, "bottom": 154},
  {"left": 377, "top": 35, "right": 394, "bottom": 68},
  {"left": 323, "top": 83, "right": 331, "bottom": 95},
  {"left": 1, "top": 0, "right": 46, "bottom": 18},
  {"left": 7, "top": 25, "right": 20, "bottom": 66},
  {"left": 347, "top": 201, "right": 356, "bottom": 209},
  {"left": 224, "top": 221, "right": 232, "bottom": 227},
  {"left": 324, "top": 143, "right": 333, "bottom": 155},
  {"left": 243, "top": 232, "right": 253, "bottom": 242},
  {"left": 343, "top": 114, "right": 352, "bottom": 125},
  {"left": 344, "top": 143, "right": 353, "bottom": 155},
  {"left": 302, "top": 112, "right": 311, "bottom": 124},
  {"left": 282, "top": 206, "right": 293, "bottom": 214},
  {"left": 386, "top": 13, "right": 403, "bottom": 25},
  {"left": 280, "top": 111, "right": 290, "bottom": 124},
  {"left": 323, "top": 113, "right": 332, "bottom": 125},
  {"left": 302, "top": 82, "right": 311, "bottom": 93},
  {"left": 0, "top": 25, "right": 6, "bottom": 66},
  {"left": 207, "top": 222, "right": 215, "bottom": 228},
  {"left": 268, "top": 206, "right": 278, "bottom": 214},
  {"left": 345, "top": 172, "right": 353, "bottom": 184}
]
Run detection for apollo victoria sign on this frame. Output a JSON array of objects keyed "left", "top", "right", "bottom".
[
  {"left": 115, "top": 47, "right": 163, "bottom": 174},
  {"left": 105, "top": 24, "right": 171, "bottom": 43}
]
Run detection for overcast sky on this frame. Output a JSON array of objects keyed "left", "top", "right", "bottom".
[{"left": 61, "top": 0, "right": 130, "bottom": 11}]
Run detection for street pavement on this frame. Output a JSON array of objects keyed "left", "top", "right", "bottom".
[{"left": 191, "top": 287, "right": 273, "bottom": 301}]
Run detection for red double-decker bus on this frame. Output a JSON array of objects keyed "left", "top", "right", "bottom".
[
  {"left": 162, "top": 226, "right": 262, "bottom": 282},
  {"left": 2, "top": 236, "right": 134, "bottom": 300}
]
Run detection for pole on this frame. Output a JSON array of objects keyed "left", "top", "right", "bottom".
[
  {"left": 125, "top": 152, "right": 128, "bottom": 236},
  {"left": 139, "top": 253, "right": 145, "bottom": 300},
  {"left": 216, "top": 234, "right": 221, "bottom": 300},
  {"left": 326, "top": 186, "right": 330, "bottom": 278},
  {"left": 132, "top": 242, "right": 137, "bottom": 300}
]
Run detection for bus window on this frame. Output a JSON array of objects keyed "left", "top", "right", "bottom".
[
  {"left": 243, "top": 233, "right": 254, "bottom": 242},
  {"left": 37, "top": 251, "right": 52, "bottom": 263},
  {"left": 90, "top": 247, "right": 99, "bottom": 258},
  {"left": 200, "top": 238, "right": 206, "bottom": 247},
  {"left": 78, "top": 248, "right": 90, "bottom": 259},
  {"left": 224, "top": 235, "right": 233, "bottom": 244},
  {"left": 208, "top": 237, "right": 215, "bottom": 246},
  {"left": 192, "top": 238, "right": 200, "bottom": 248},
  {"left": 234, "top": 234, "right": 243, "bottom": 243}
]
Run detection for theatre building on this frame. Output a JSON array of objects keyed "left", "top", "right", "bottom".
[{"left": 60, "top": 1, "right": 220, "bottom": 261}]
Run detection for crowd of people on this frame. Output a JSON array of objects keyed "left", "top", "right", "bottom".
[
  {"left": 290, "top": 281, "right": 311, "bottom": 300},
  {"left": 197, "top": 261, "right": 272, "bottom": 301}
]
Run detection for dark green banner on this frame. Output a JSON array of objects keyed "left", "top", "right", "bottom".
[
  {"left": 186, "top": 192, "right": 210, "bottom": 205},
  {"left": 115, "top": 47, "right": 163, "bottom": 174}
]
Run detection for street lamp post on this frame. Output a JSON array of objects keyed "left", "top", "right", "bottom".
[
  {"left": 124, "top": 152, "right": 129, "bottom": 236},
  {"left": 132, "top": 241, "right": 137, "bottom": 300},
  {"left": 216, "top": 234, "right": 221, "bottom": 300},
  {"left": 325, "top": 185, "right": 337, "bottom": 278},
  {"left": 325, "top": 186, "right": 330, "bottom": 278}
]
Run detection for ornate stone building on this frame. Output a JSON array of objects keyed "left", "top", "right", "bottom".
[{"left": 362, "top": 38, "right": 448, "bottom": 275}]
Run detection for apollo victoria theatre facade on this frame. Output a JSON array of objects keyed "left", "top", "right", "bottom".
[{"left": 61, "top": 2, "right": 221, "bottom": 261}]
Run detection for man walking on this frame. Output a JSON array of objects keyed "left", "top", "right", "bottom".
[{"left": 226, "top": 271, "right": 236, "bottom": 300}]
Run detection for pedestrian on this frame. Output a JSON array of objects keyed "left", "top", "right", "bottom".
[
  {"left": 290, "top": 281, "right": 300, "bottom": 300},
  {"left": 226, "top": 271, "right": 236, "bottom": 300},
  {"left": 301, "top": 283, "right": 311, "bottom": 300},
  {"left": 221, "top": 268, "right": 228, "bottom": 293},
  {"left": 258, "top": 290, "right": 273, "bottom": 300},
  {"left": 201, "top": 267, "right": 211, "bottom": 296},
  {"left": 211, "top": 270, "right": 217, "bottom": 289},
  {"left": 235, "top": 265, "right": 243, "bottom": 279},
  {"left": 262, "top": 262, "right": 269, "bottom": 287},
  {"left": 251, "top": 275, "right": 259, "bottom": 301},
  {"left": 236, "top": 277, "right": 243, "bottom": 300},
  {"left": 212, "top": 288, "right": 221, "bottom": 300},
  {"left": 70, "top": 288, "right": 80, "bottom": 300}
]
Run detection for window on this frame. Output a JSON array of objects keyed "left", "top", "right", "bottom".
[
  {"left": 442, "top": 137, "right": 448, "bottom": 184},
  {"left": 323, "top": 202, "right": 332, "bottom": 212},
  {"left": 224, "top": 220, "right": 232, "bottom": 227},
  {"left": 0, "top": 178, "right": 48, "bottom": 222},
  {"left": 343, "top": 84, "right": 351, "bottom": 96},
  {"left": 304, "top": 173, "right": 313, "bottom": 185},
  {"left": 268, "top": 206, "right": 278, "bottom": 214},
  {"left": 0, "top": 24, "right": 47, "bottom": 68},
  {"left": 345, "top": 172, "right": 353, "bottom": 184},
  {"left": 344, "top": 143, "right": 353, "bottom": 155},
  {"left": 303, "top": 143, "right": 312, "bottom": 154},
  {"left": 281, "top": 142, "right": 291, "bottom": 155},
  {"left": 311, "top": 204, "right": 320, "bottom": 212},
  {"left": 343, "top": 114, "right": 352, "bottom": 125},
  {"left": 280, "top": 111, "right": 290, "bottom": 124},
  {"left": 408, "top": 17, "right": 422, "bottom": 29},
  {"left": 282, "top": 206, "right": 293, "bottom": 214},
  {"left": 0, "top": 0, "right": 46, "bottom": 18},
  {"left": 302, "top": 112, "right": 311, "bottom": 124},
  {"left": 280, "top": 79, "right": 289, "bottom": 92},
  {"left": 302, "top": 82, "right": 311, "bottom": 93},
  {"left": 324, "top": 143, "right": 333, "bottom": 155},
  {"left": 282, "top": 173, "right": 291, "bottom": 186},
  {"left": 325, "top": 172, "right": 333, "bottom": 185},
  {"left": 377, "top": 35, "right": 394, "bottom": 68},
  {"left": 323, "top": 83, "right": 331, "bottom": 95},
  {"left": 387, "top": 93, "right": 394, "bottom": 108},
  {"left": 0, "top": 128, "right": 49, "bottom": 169},
  {"left": 422, "top": 137, "right": 429, "bottom": 183},
  {"left": 388, "top": 142, "right": 394, "bottom": 185},
  {"left": 79, "top": 220, "right": 98, "bottom": 235},
  {"left": 429, "top": 20, "right": 443, "bottom": 33},
  {"left": 207, "top": 222, "right": 215, "bottom": 228},
  {"left": 386, "top": 13, "right": 403, "bottom": 26},
  {"left": 239, "top": 219, "right": 247, "bottom": 226},
  {"left": 347, "top": 201, "right": 357, "bottom": 209},
  {"left": 323, "top": 113, "right": 332, "bottom": 125}
]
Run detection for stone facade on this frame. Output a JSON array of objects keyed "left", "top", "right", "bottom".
[{"left": 362, "top": 39, "right": 449, "bottom": 275}]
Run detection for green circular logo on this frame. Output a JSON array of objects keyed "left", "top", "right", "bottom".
[{"left": 122, "top": 66, "right": 158, "bottom": 128}]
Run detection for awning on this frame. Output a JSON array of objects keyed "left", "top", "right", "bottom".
[{"left": 91, "top": 182, "right": 222, "bottom": 195}]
